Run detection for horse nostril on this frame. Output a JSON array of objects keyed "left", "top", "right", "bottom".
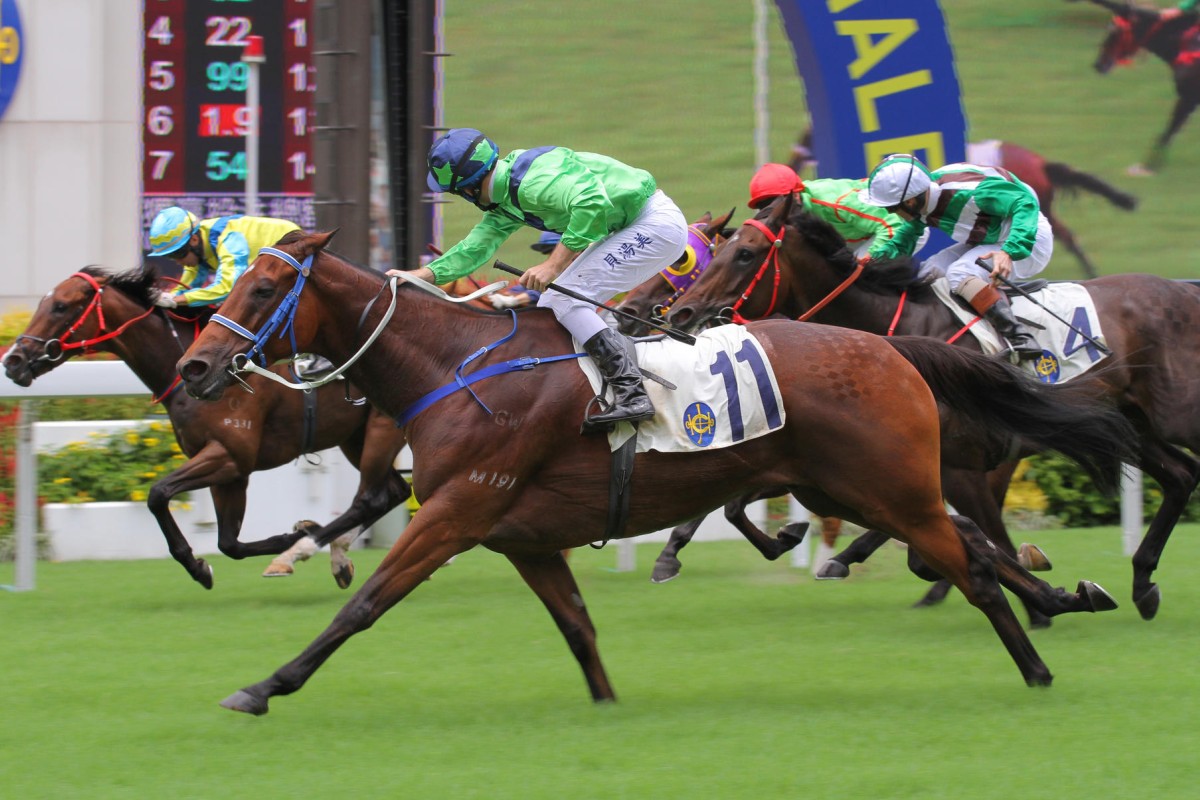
[
  {"left": 3, "top": 353, "right": 25, "bottom": 371},
  {"left": 179, "top": 359, "right": 209, "bottom": 382}
]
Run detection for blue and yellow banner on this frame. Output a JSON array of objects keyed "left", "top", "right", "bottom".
[
  {"left": 773, "top": 0, "right": 966, "bottom": 180},
  {"left": 0, "top": 0, "right": 23, "bottom": 122}
]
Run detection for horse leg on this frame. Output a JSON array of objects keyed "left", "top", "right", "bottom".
[
  {"left": 951, "top": 515, "right": 1116, "bottom": 618},
  {"left": 507, "top": 551, "right": 615, "bottom": 702},
  {"left": 1130, "top": 441, "right": 1200, "bottom": 619},
  {"left": 904, "top": 514, "right": 1053, "bottom": 687},
  {"left": 262, "top": 527, "right": 321, "bottom": 579},
  {"left": 1141, "top": 93, "right": 1199, "bottom": 172},
  {"left": 145, "top": 443, "right": 250, "bottom": 589},
  {"left": 209, "top": 480, "right": 311, "bottom": 559},
  {"left": 724, "top": 493, "right": 808, "bottom": 560},
  {"left": 816, "top": 528, "right": 890, "bottom": 579},
  {"left": 651, "top": 516, "right": 705, "bottom": 584},
  {"left": 219, "top": 508, "right": 475, "bottom": 715},
  {"left": 1047, "top": 213, "right": 1099, "bottom": 280}
]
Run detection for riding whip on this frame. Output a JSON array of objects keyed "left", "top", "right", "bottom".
[
  {"left": 980, "top": 259, "right": 1113, "bottom": 355},
  {"left": 493, "top": 260, "right": 696, "bottom": 345}
]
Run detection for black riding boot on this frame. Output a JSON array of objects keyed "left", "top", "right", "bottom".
[
  {"left": 581, "top": 328, "right": 655, "bottom": 433},
  {"left": 983, "top": 296, "right": 1042, "bottom": 361}
]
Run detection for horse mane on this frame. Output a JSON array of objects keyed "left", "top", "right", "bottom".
[
  {"left": 80, "top": 263, "right": 162, "bottom": 307},
  {"left": 781, "top": 207, "right": 936, "bottom": 298}
]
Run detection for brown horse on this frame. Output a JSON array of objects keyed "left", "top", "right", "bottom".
[
  {"left": 175, "top": 230, "right": 1132, "bottom": 714},
  {"left": 2, "top": 265, "right": 410, "bottom": 590},
  {"left": 790, "top": 127, "right": 1137, "bottom": 278},
  {"left": 1071, "top": 0, "right": 1200, "bottom": 173},
  {"left": 667, "top": 195, "right": 1200, "bottom": 620}
]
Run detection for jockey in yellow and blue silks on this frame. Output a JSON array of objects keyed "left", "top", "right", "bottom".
[{"left": 146, "top": 207, "right": 300, "bottom": 308}]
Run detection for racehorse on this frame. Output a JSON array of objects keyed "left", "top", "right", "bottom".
[
  {"left": 790, "top": 127, "right": 1137, "bottom": 278},
  {"left": 1070, "top": 0, "right": 1200, "bottom": 174},
  {"left": 2, "top": 265, "right": 411, "bottom": 590},
  {"left": 175, "top": 229, "right": 1133, "bottom": 713},
  {"left": 666, "top": 195, "right": 1200, "bottom": 620}
]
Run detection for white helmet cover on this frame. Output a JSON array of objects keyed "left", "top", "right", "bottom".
[{"left": 858, "top": 155, "right": 933, "bottom": 207}]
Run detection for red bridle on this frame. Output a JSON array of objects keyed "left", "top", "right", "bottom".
[
  {"left": 729, "top": 219, "right": 785, "bottom": 324},
  {"left": 54, "top": 272, "right": 157, "bottom": 353},
  {"left": 730, "top": 218, "right": 867, "bottom": 324},
  {"left": 1107, "top": 15, "right": 1165, "bottom": 66}
]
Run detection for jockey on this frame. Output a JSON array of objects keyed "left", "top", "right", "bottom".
[
  {"left": 748, "top": 163, "right": 923, "bottom": 261},
  {"left": 392, "top": 127, "right": 688, "bottom": 432},
  {"left": 146, "top": 207, "right": 300, "bottom": 308},
  {"left": 859, "top": 154, "right": 1051, "bottom": 361}
]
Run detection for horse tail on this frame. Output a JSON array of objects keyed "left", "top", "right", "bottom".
[
  {"left": 1043, "top": 161, "right": 1138, "bottom": 211},
  {"left": 886, "top": 336, "right": 1138, "bottom": 495}
]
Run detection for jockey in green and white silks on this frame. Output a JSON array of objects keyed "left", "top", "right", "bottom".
[
  {"left": 860, "top": 154, "right": 1053, "bottom": 361},
  {"left": 147, "top": 207, "right": 300, "bottom": 308},
  {"left": 399, "top": 128, "right": 688, "bottom": 432}
]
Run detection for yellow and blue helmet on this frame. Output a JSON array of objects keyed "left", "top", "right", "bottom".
[
  {"left": 426, "top": 128, "right": 499, "bottom": 196},
  {"left": 147, "top": 207, "right": 199, "bottom": 256}
]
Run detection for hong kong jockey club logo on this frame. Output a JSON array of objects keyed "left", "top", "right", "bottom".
[
  {"left": 1032, "top": 350, "right": 1060, "bottom": 384},
  {"left": 683, "top": 401, "right": 717, "bottom": 447}
]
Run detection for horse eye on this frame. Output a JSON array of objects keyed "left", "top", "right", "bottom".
[
  {"left": 51, "top": 301, "right": 69, "bottom": 314},
  {"left": 253, "top": 283, "right": 277, "bottom": 300}
]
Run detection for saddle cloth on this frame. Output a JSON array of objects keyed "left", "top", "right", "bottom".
[
  {"left": 930, "top": 278, "right": 1109, "bottom": 384},
  {"left": 574, "top": 326, "right": 786, "bottom": 454}
]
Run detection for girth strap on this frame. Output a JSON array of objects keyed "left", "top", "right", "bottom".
[
  {"left": 301, "top": 389, "right": 318, "bottom": 454},
  {"left": 591, "top": 431, "right": 637, "bottom": 550}
]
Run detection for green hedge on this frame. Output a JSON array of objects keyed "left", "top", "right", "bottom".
[{"left": 1023, "top": 453, "right": 1200, "bottom": 528}]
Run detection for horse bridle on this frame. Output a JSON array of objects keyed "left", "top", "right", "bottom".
[
  {"left": 209, "top": 245, "right": 399, "bottom": 393},
  {"left": 13, "top": 272, "right": 158, "bottom": 363},
  {"left": 725, "top": 218, "right": 865, "bottom": 325}
]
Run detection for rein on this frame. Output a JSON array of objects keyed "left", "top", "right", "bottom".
[
  {"left": 1109, "top": 14, "right": 1166, "bottom": 65},
  {"left": 210, "top": 246, "right": 399, "bottom": 392}
]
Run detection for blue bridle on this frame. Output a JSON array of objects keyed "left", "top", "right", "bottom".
[{"left": 210, "top": 246, "right": 314, "bottom": 370}]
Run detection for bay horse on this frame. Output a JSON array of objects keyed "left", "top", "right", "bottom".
[
  {"left": 2, "top": 265, "right": 411, "bottom": 590},
  {"left": 790, "top": 127, "right": 1137, "bottom": 278},
  {"left": 666, "top": 195, "right": 1200, "bottom": 621},
  {"left": 175, "top": 229, "right": 1133, "bottom": 713},
  {"left": 1071, "top": 0, "right": 1200, "bottom": 174}
]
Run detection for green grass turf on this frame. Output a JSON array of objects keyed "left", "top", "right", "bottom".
[
  {"left": 439, "top": 0, "right": 1198, "bottom": 281},
  {"left": 2, "top": 526, "right": 1199, "bottom": 798}
]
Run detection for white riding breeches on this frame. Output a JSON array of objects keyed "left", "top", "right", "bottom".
[
  {"left": 537, "top": 190, "right": 688, "bottom": 342},
  {"left": 925, "top": 213, "right": 1054, "bottom": 293}
]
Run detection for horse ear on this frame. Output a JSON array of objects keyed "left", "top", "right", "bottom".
[
  {"left": 774, "top": 191, "right": 795, "bottom": 223},
  {"left": 707, "top": 207, "right": 736, "bottom": 238}
]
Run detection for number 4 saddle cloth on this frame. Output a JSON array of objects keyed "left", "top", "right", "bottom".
[
  {"left": 930, "top": 278, "right": 1110, "bottom": 384},
  {"left": 575, "top": 326, "right": 786, "bottom": 454}
]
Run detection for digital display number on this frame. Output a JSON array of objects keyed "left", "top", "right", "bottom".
[{"left": 142, "top": 0, "right": 315, "bottom": 234}]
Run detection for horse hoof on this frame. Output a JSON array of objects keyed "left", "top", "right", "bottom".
[
  {"left": 333, "top": 560, "right": 355, "bottom": 590},
  {"left": 262, "top": 562, "right": 295, "bottom": 578},
  {"left": 219, "top": 689, "right": 269, "bottom": 716},
  {"left": 1017, "top": 543, "right": 1052, "bottom": 572},
  {"left": 1024, "top": 673, "right": 1054, "bottom": 688},
  {"left": 650, "top": 558, "right": 681, "bottom": 584},
  {"left": 1134, "top": 584, "right": 1161, "bottom": 620},
  {"left": 196, "top": 559, "right": 214, "bottom": 590},
  {"left": 1079, "top": 580, "right": 1118, "bottom": 613},
  {"left": 778, "top": 521, "right": 810, "bottom": 550},
  {"left": 815, "top": 561, "right": 850, "bottom": 580}
]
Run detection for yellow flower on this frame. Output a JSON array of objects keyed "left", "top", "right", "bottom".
[
  {"left": 124, "top": 432, "right": 140, "bottom": 446},
  {"left": 53, "top": 476, "right": 72, "bottom": 484},
  {"left": 140, "top": 472, "right": 158, "bottom": 479},
  {"left": 129, "top": 490, "right": 148, "bottom": 502},
  {"left": 141, "top": 437, "right": 161, "bottom": 447}
]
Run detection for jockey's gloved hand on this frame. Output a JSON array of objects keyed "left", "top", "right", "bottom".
[{"left": 153, "top": 292, "right": 178, "bottom": 309}]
